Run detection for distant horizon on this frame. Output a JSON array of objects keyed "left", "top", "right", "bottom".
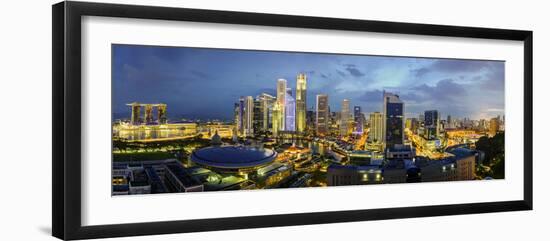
[{"left": 113, "top": 44, "right": 505, "bottom": 121}]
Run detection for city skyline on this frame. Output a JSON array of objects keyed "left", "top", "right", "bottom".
[
  {"left": 111, "top": 44, "right": 506, "bottom": 196},
  {"left": 113, "top": 44, "right": 505, "bottom": 121}
]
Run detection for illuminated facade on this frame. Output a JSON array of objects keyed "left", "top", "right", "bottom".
[
  {"left": 157, "top": 104, "right": 167, "bottom": 124},
  {"left": 383, "top": 91, "right": 404, "bottom": 148},
  {"left": 276, "top": 79, "right": 287, "bottom": 130},
  {"left": 127, "top": 102, "right": 167, "bottom": 125},
  {"left": 272, "top": 101, "right": 282, "bottom": 136},
  {"left": 144, "top": 104, "right": 153, "bottom": 124},
  {"left": 259, "top": 93, "right": 276, "bottom": 131},
  {"left": 113, "top": 122, "right": 198, "bottom": 141},
  {"left": 316, "top": 94, "right": 329, "bottom": 135},
  {"left": 130, "top": 103, "right": 141, "bottom": 125},
  {"left": 369, "top": 112, "right": 383, "bottom": 143},
  {"left": 353, "top": 106, "right": 363, "bottom": 134},
  {"left": 233, "top": 102, "right": 240, "bottom": 135},
  {"left": 244, "top": 96, "right": 254, "bottom": 136},
  {"left": 253, "top": 98, "right": 262, "bottom": 133},
  {"left": 340, "top": 99, "right": 350, "bottom": 136},
  {"left": 285, "top": 88, "right": 296, "bottom": 131},
  {"left": 204, "top": 124, "right": 234, "bottom": 139},
  {"left": 234, "top": 97, "right": 245, "bottom": 136},
  {"left": 296, "top": 73, "right": 307, "bottom": 133}
]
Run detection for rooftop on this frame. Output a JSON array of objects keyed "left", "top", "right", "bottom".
[
  {"left": 191, "top": 145, "right": 277, "bottom": 169},
  {"left": 165, "top": 163, "right": 203, "bottom": 187},
  {"left": 449, "top": 147, "right": 477, "bottom": 159}
]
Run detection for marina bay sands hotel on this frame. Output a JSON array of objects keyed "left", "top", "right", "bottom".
[{"left": 126, "top": 102, "right": 167, "bottom": 125}]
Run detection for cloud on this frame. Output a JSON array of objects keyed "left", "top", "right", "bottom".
[
  {"left": 431, "top": 59, "right": 494, "bottom": 73},
  {"left": 344, "top": 64, "right": 366, "bottom": 77},
  {"left": 358, "top": 89, "right": 384, "bottom": 102},
  {"left": 411, "top": 67, "right": 430, "bottom": 78},
  {"left": 480, "top": 64, "right": 505, "bottom": 89},
  {"left": 411, "top": 59, "right": 499, "bottom": 78},
  {"left": 406, "top": 78, "right": 466, "bottom": 102},
  {"left": 336, "top": 70, "right": 347, "bottom": 77}
]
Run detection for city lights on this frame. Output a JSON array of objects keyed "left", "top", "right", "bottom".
[{"left": 111, "top": 45, "right": 505, "bottom": 196}]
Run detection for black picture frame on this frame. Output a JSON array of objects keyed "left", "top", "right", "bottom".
[{"left": 52, "top": 1, "right": 533, "bottom": 240}]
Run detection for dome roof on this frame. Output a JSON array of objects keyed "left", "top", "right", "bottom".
[{"left": 191, "top": 146, "right": 277, "bottom": 169}]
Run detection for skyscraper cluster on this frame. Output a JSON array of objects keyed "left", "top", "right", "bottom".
[
  {"left": 235, "top": 73, "right": 308, "bottom": 137},
  {"left": 233, "top": 73, "right": 364, "bottom": 138},
  {"left": 232, "top": 75, "right": 414, "bottom": 152}
]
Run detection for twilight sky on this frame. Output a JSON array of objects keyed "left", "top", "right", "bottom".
[{"left": 112, "top": 44, "right": 505, "bottom": 121}]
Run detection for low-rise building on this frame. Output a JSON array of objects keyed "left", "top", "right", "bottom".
[
  {"left": 385, "top": 144, "right": 415, "bottom": 159},
  {"left": 165, "top": 163, "right": 204, "bottom": 192},
  {"left": 327, "top": 165, "right": 383, "bottom": 186},
  {"left": 382, "top": 159, "right": 420, "bottom": 183},
  {"left": 417, "top": 159, "right": 458, "bottom": 182},
  {"left": 256, "top": 162, "right": 293, "bottom": 187},
  {"left": 416, "top": 148, "right": 477, "bottom": 182}
]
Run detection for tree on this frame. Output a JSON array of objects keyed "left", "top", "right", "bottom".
[{"left": 475, "top": 132, "right": 505, "bottom": 178}]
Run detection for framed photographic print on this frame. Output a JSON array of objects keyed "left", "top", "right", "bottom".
[{"left": 52, "top": 1, "right": 533, "bottom": 240}]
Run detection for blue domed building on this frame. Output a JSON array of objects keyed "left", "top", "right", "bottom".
[{"left": 190, "top": 145, "right": 277, "bottom": 174}]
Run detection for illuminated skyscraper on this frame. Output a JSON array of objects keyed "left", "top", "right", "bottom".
[
  {"left": 157, "top": 104, "right": 167, "bottom": 124},
  {"left": 316, "top": 94, "right": 329, "bottom": 135},
  {"left": 128, "top": 102, "right": 141, "bottom": 125},
  {"left": 235, "top": 97, "right": 245, "bottom": 136},
  {"left": 383, "top": 91, "right": 404, "bottom": 147},
  {"left": 340, "top": 99, "right": 350, "bottom": 136},
  {"left": 277, "top": 79, "right": 287, "bottom": 130},
  {"left": 126, "top": 103, "right": 167, "bottom": 125},
  {"left": 285, "top": 88, "right": 296, "bottom": 131},
  {"left": 353, "top": 106, "right": 363, "bottom": 134},
  {"left": 144, "top": 104, "right": 153, "bottom": 124},
  {"left": 369, "top": 112, "right": 383, "bottom": 143},
  {"left": 253, "top": 98, "right": 263, "bottom": 133},
  {"left": 259, "top": 93, "right": 276, "bottom": 131},
  {"left": 244, "top": 96, "right": 254, "bottom": 136},
  {"left": 233, "top": 102, "right": 241, "bottom": 134},
  {"left": 296, "top": 73, "right": 307, "bottom": 133},
  {"left": 424, "top": 110, "right": 439, "bottom": 140},
  {"left": 272, "top": 101, "right": 282, "bottom": 136}
]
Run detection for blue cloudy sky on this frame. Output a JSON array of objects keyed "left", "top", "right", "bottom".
[{"left": 112, "top": 44, "right": 504, "bottom": 121}]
